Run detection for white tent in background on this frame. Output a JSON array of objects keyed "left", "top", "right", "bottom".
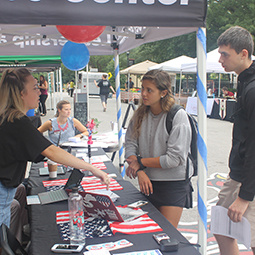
[
  {"left": 149, "top": 56, "right": 196, "bottom": 95},
  {"left": 120, "top": 60, "right": 157, "bottom": 75},
  {"left": 120, "top": 60, "right": 158, "bottom": 88},
  {"left": 180, "top": 48, "right": 234, "bottom": 98},
  {"left": 149, "top": 55, "right": 195, "bottom": 73},
  {"left": 181, "top": 48, "right": 235, "bottom": 73}
]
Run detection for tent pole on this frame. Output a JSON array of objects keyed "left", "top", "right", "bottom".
[
  {"left": 56, "top": 69, "right": 59, "bottom": 104},
  {"left": 75, "top": 71, "right": 78, "bottom": 102},
  {"left": 59, "top": 67, "right": 63, "bottom": 100},
  {"left": 218, "top": 74, "right": 221, "bottom": 97},
  {"left": 52, "top": 71, "right": 56, "bottom": 113},
  {"left": 47, "top": 72, "right": 52, "bottom": 111},
  {"left": 196, "top": 27, "right": 207, "bottom": 255},
  {"left": 178, "top": 71, "right": 182, "bottom": 105},
  {"left": 86, "top": 65, "right": 90, "bottom": 121},
  {"left": 113, "top": 47, "right": 125, "bottom": 175}
]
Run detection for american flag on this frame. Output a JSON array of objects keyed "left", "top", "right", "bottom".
[
  {"left": 109, "top": 214, "right": 163, "bottom": 235},
  {"left": 56, "top": 211, "right": 112, "bottom": 240},
  {"left": 81, "top": 178, "right": 123, "bottom": 191},
  {"left": 56, "top": 211, "right": 70, "bottom": 224},
  {"left": 56, "top": 210, "right": 162, "bottom": 236},
  {"left": 91, "top": 162, "right": 107, "bottom": 170},
  {"left": 43, "top": 177, "right": 123, "bottom": 191},
  {"left": 95, "top": 195, "right": 111, "bottom": 207}
]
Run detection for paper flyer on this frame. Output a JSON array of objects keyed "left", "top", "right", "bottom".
[{"left": 210, "top": 205, "right": 251, "bottom": 248}]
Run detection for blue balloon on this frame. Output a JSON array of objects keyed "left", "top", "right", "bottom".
[{"left": 61, "top": 41, "right": 90, "bottom": 71}]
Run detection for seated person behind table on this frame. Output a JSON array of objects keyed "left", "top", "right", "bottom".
[
  {"left": 38, "top": 100, "right": 89, "bottom": 145},
  {"left": 222, "top": 86, "right": 234, "bottom": 98},
  {"left": 125, "top": 77, "right": 134, "bottom": 91}
]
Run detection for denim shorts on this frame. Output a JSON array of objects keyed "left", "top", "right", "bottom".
[{"left": 0, "top": 181, "right": 16, "bottom": 227}]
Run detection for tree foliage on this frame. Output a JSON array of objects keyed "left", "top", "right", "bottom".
[{"left": 206, "top": 0, "right": 255, "bottom": 51}]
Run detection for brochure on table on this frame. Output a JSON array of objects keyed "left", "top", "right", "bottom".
[{"left": 61, "top": 131, "right": 126, "bottom": 148}]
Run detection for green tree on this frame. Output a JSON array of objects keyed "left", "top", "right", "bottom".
[
  {"left": 207, "top": 0, "right": 255, "bottom": 51},
  {"left": 61, "top": 64, "right": 75, "bottom": 84},
  {"left": 89, "top": 55, "right": 113, "bottom": 72}
]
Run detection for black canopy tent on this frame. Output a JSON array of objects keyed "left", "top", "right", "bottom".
[
  {"left": 0, "top": 0, "right": 206, "bottom": 27},
  {"left": 0, "top": 1, "right": 208, "bottom": 253}
]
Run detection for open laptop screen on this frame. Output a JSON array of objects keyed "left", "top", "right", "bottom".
[{"left": 64, "top": 168, "right": 84, "bottom": 190}]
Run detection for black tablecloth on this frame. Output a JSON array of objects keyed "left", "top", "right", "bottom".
[{"left": 28, "top": 148, "right": 200, "bottom": 255}]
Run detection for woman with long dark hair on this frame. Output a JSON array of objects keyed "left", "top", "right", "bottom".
[{"left": 125, "top": 69, "right": 193, "bottom": 228}]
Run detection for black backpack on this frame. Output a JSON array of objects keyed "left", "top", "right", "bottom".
[{"left": 166, "top": 104, "right": 198, "bottom": 178}]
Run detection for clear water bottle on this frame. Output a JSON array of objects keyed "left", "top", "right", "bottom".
[{"left": 68, "top": 187, "right": 85, "bottom": 245}]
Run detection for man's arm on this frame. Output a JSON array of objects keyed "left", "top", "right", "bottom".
[
  {"left": 110, "top": 86, "right": 115, "bottom": 94},
  {"left": 94, "top": 80, "right": 98, "bottom": 87},
  {"left": 229, "top": 87, "right": 255, "bottom": 222}
]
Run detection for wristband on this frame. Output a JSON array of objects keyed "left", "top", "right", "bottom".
[{"left": 137, "top": 156, "right": 146, "bottom": 170}]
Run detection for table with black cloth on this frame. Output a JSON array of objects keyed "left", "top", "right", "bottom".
[
  {"left": 209, "top": 98, "right": 236, "bottom": 121},
  {"left": 28, "top": 148, "right": 200, "bottom": 255},
  {"left": 186, "top": 96, "right": 236, "bottom": 122}
]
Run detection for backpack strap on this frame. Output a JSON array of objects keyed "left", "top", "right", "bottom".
[
  {"left": 166, "top": 104, "right": 197, "bottom": 180},
  {"left": 166, "top": 104, "right": 183, "bottom": 134}
]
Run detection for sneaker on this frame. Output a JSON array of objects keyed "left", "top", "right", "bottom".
[{"left": 103, "top": 108, "right": 106, "bottom": 112}]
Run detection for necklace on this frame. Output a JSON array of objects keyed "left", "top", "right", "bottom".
[{"left": 57, "top": 120, "right": 69, "bottom": 132}]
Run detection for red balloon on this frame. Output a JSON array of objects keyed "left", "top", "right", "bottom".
[{"left": 56, "top": 25, "right": 106, "bottom": 43}]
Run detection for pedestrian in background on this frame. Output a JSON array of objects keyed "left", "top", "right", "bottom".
[
  {"left": 69, "top": 80, "right": 75, "bottom": 97},
  {"left": 94, "top": 74, "right": 115, "bottom": 112},
  {"left": 38, "top": 74, "right": 48, "bottom": 116}
]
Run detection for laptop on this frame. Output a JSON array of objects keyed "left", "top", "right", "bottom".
[
  {"left": 80, "top": 191, "right": 148, "bottom": 222},
  {"left": 38, "top": 168, "right": 84, "bottom": 205}
]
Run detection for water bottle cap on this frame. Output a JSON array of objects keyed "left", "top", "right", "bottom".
[{"left": 71, "top": 186, "right": 78, "bottom": 193}]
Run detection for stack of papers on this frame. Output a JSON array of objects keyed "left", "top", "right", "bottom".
[{"left": 210, "top": 205, "right": 251, "bottom": 248}]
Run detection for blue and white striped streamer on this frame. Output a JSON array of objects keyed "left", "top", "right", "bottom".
[
  {"left": 196, "top": 27, "right": 207, "bottom": 254},
  {"left": 114, "top": 50, "right": 125, "bottom": 176}
]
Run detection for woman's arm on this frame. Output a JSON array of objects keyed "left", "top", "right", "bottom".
[
  {"left": 73, "top": 118, "right": 89, "bottom": 137},
  {"left": 126, "top": 155, "right": 161, "bottom": 179},
  {"left": 41, "top": 145, "right": 110, "bottom": 188},
  {"left": 125, "top": 118, "right": 161, "bottom": 178},
  {"left": 38, "top": 120, "right": 52, "bottom": 133},
  {"left": 38, "top": 81, "right": 48, "bottom": 90}
]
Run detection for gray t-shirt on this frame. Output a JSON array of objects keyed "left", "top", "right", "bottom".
[{"left": 125, "top": 109, "right": 193, "bottom": 181}]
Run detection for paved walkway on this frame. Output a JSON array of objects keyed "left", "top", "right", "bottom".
[{"left": 41, "top": 92, "right": 252, "bottom": 254}]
